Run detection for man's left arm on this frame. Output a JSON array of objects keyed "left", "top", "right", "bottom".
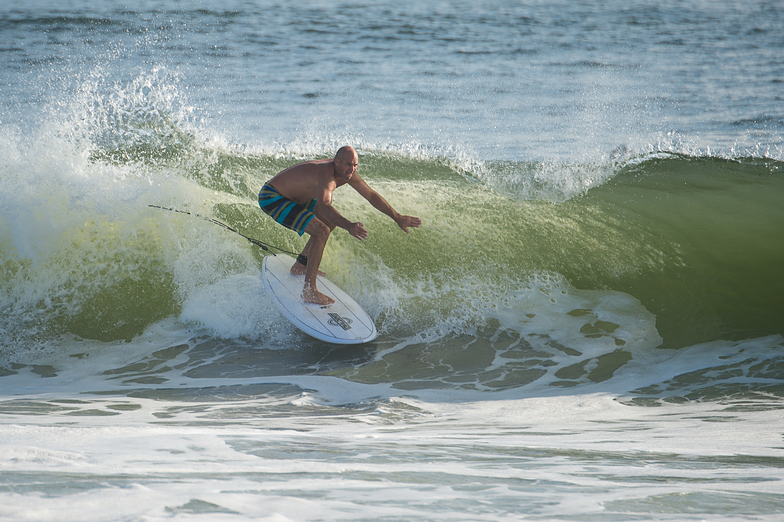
[{"left": 350, "top": 175, "right": 422, "bottom": 233}]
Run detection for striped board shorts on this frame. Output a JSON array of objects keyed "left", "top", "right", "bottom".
[{"left": 258, "top": 183, "right": 317, "bottom": 236}]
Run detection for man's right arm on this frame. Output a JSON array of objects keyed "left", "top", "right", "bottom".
[{"left": 314, "top": 181, "right": 368, "bottom": 240}]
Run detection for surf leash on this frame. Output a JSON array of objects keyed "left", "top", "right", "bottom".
[{"left": 148, "top": 205, "right": 300, "bottom": 257}]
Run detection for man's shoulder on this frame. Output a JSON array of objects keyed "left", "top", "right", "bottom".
[
  {"left": 306, "top": 158, "right": 333, "bottom": 168},
  {"left": 304, "top": 159, "right": 335, "bottom": 176},
  {"left": 283, "top": 158, "right": 331, "bottom": 179}
]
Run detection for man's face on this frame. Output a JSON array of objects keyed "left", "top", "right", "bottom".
[{"left": 338, "top": 154, "right": 358, "bottom": 181}]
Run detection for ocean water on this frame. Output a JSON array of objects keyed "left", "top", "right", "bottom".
[{"left": 1, "top": 0, "right": 783, "bottom": 520}]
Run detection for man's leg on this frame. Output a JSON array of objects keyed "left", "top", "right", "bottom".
[
  {"left": 300, "top": 217, "right": 334, "bottom": 305},
  {"left": 290, "top": 199, "right": 328, "bottom": 277},
  {"left": 290, "top": 235, "right": 315, "bottom": 276}
]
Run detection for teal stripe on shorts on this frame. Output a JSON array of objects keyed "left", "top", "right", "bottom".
[{"left": 258, "top": 183, "right": 317, "bottom": 236}]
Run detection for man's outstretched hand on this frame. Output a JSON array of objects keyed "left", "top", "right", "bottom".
[
  {"left": 347, "top": 221, "right": 368, "bottom": 241},
  {"left": 395, "top": 215, "right": 422, "bottom": 234}
]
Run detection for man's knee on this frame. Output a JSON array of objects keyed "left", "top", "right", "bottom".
[
  {"left": 316, "top": 214, "right": 336, "bottom": 232},
  {"left": 306, "top": 218, "right": 331, "bottom": 242}
]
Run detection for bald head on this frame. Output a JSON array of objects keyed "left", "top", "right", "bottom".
[{"left": 335, "top": 146, "right": 357, "bottom": 162}]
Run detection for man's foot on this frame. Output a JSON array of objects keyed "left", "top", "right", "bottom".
[
  {"left": 302, "top": 286, "right": 335, "bottom": 305},
  {"left": 291, "top": 262, "right": 325, "bottom": 277}
]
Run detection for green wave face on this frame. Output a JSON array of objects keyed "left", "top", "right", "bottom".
[{"left": 1, "top": 92, "right": 782, "bottom": 357}]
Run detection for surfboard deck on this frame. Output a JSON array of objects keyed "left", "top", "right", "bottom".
[{"left": 262, "top": 253, "right": 378, "bottom": 344}]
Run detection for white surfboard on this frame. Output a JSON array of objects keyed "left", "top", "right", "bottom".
[{"left": 262, "top": 254, "right": 378, "bottom": 344}]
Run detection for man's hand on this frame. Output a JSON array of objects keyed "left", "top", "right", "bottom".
[
  {"left": 395, "top": 215, "right": 422, "bottom": 234},
  {"left": 347, "top": 221, "right": 368, "bottom": 241}
]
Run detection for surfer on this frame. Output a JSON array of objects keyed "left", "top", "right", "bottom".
[{"left": 259, "top": 146, "right": 422, "bottom": 305}]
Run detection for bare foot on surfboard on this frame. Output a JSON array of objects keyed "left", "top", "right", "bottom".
[
  {"left": 302, "top": 285, "right": 335, "bottom": 306},
  {"left": 290, "top": 262, "right": 326, "bottom": 277}
]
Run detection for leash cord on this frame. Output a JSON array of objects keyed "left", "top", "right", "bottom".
[{"left": 148, "top": 205, "right": 300, "bottom": 257}]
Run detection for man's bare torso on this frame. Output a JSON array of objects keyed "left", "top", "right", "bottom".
[{"left": 267, "top": 159, "right": 346, "bottom": 205}]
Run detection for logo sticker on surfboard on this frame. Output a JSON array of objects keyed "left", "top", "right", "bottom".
[{"left": 328, "top": 313, "right": 353, "bottom": 330}]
